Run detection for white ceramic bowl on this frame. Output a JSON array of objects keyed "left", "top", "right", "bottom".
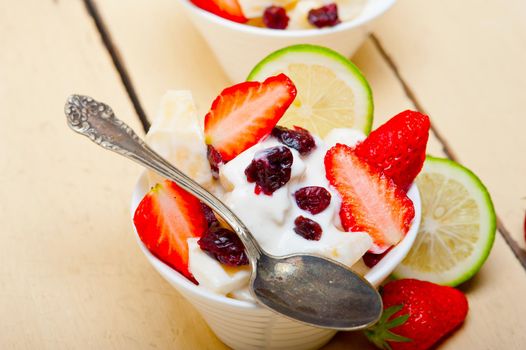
[
  {"left": 130, "top": 172, "right": 421, "bottom": 350},
  {"left": 176, "top": 0, "right": 396, "bottom": 82}
]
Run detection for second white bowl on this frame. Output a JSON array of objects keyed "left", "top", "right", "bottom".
[{"left": 177, "top": 0, "right": 396, "bottom": 82}]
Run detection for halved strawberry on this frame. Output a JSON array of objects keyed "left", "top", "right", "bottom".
[
  {"left": 191, "top": 0, "right": 247, "bottom": 23},
  {"left": 133, "top": 180, "right": 208, "bottom": 283},
  {"left": 204, "top": 73, "right": 297, "bottom": 162},
  {"left": 325, "top": 144, "right": 415, "bottom": 253},
  {"left": 355, "top": 110, "right": 430, "bottom": 192}
]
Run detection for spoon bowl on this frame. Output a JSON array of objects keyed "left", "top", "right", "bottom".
[{"left": 252, "top": 254, "right": 382, "bottom": 330}]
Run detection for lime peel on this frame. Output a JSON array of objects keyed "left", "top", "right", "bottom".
[
  {"left": 247, "top": 44, "right": 373, "bottom": 136},
  {"left": 393, "top": 156, "right": 496, "bottom": 286}
]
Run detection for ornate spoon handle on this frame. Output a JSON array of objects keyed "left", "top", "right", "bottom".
[{"left": 65, "top": 94, "right": 262, "bottom": 261}]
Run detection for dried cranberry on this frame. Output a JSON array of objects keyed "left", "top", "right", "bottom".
[
  {"left": 198, "top": 224, "right": 249, "bottom": 266},
  {"left": 207, "top": 145, "right": 223, "bottom": 179},
  {"left": 271, "top": 126, "right": 316, "bottom": 155},
  {"left": 294, "top": 186, "right": 331, "bottom": 214},
  {"left": 263, "top": 6, "right": 289, "bottom": 29},
  {"left": 363, "top": 247, "right": 392, "bottom": 268},
  {"left": 294, "top": 216, "right": 323, "bottom": 241},
  {"left": 307, "top": 3, "right": 340, "bottom": 28},
  {"left": 245, "top": 146, "right": 293, "bottom": 195},
  {"left": 200, "top": 202, "right": 218, "bottom": 228}
]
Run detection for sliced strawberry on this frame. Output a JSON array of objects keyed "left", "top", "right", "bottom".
[
  {"left": 355, "top": 110, "right": 430, "bottom": 192},
  {"left": 191, "top": 0, "right": 247, "bottom": 23},
  {"left": 325, "top": 144, "right": 415, "bottom": 253},
  {"left": 133, "top": 180, "right": 208, "bottom": 283},
  {"left": 204, "top": 73, "right": 297, "bottom": 162}
]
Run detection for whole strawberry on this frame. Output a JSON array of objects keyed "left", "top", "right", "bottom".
[
  {"left": 365, "top": 279, "right": 468, "bottom": 350},
  {"left": 355, "top": 110, "right": 430, "bottom": 192}
]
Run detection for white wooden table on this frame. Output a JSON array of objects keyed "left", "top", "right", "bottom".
[{"left": 1, "top": 0, "right": 525, "bottom": 348}]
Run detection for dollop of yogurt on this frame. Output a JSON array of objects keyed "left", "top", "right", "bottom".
[{"left": 188, "top": 128, "right": 373, "bottom": 298}]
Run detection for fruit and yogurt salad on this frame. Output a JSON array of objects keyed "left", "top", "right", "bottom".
[
  {"left": 190, "top": 0, "right": 366, "bottom": 29},
  {"left": 132, "top": 45, "right": 497, "bottom": 349},
  {"left": 133, "top": 74, "right": 430, "bottom": 299}
]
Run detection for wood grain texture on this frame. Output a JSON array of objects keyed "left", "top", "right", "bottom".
[
  {"left": 372, "top": 0, "right": 526, "bottom": 252},
  {"left": 0, "top": 0, "right": 223, "bottom": 349},
  {"left": 90, "top": 0, "right": 526, "bottom": 349},
  {"left": 88, "top": 0, "right": 229, "bottom": 121}
]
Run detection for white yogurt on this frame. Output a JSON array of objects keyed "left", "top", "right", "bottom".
[
  {"left": 187, "top": 128, "right": 373, "bottom": 298},
  {"left": 187, "top": 238, "right": 251, "bottom": 295}
]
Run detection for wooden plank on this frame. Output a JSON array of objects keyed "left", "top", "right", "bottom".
[
  {"left": 372, "top": 0, "right": 526, "bottom": 252},
  {"left": 82, "top": 0, "right": 526, "bottom": 348},
  {"left": 86, "top": 0, "right": 229, "bottom": 121},
  {"left": 0, "top": 0, "right": 222, "bottom": 349}
]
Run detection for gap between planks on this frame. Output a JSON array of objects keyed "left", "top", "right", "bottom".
[
  {"left": 79, "top": 1, "right": 526, "bottom": 270},
  {"left": 370, "top": 33, "right": 526, "bottom": 270},
  {"left": 83, "top": 0, "right": 150, "bottom": 132}
]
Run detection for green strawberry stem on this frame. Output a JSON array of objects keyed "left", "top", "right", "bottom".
[{"left": 364, "top": 305, "right": 412, "bottom": 350}]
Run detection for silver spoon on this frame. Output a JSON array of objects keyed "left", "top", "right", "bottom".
[{"left": 64, "top": 94, "right": 382, "bottom": 330}]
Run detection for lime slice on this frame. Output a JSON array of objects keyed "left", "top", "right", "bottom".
[
  {"left": 393, "top": 156, "right": 496, "bottom": 286},
  {"left": 247, "top": 44, "right": 373, "bottom": 137}
]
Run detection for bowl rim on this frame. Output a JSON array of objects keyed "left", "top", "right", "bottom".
[
  {"left": 130, "top": 170, "right": 421, "bottom": 310},
  {"left": 177, "top": 0, "right": 397, "bottom": 38}
]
